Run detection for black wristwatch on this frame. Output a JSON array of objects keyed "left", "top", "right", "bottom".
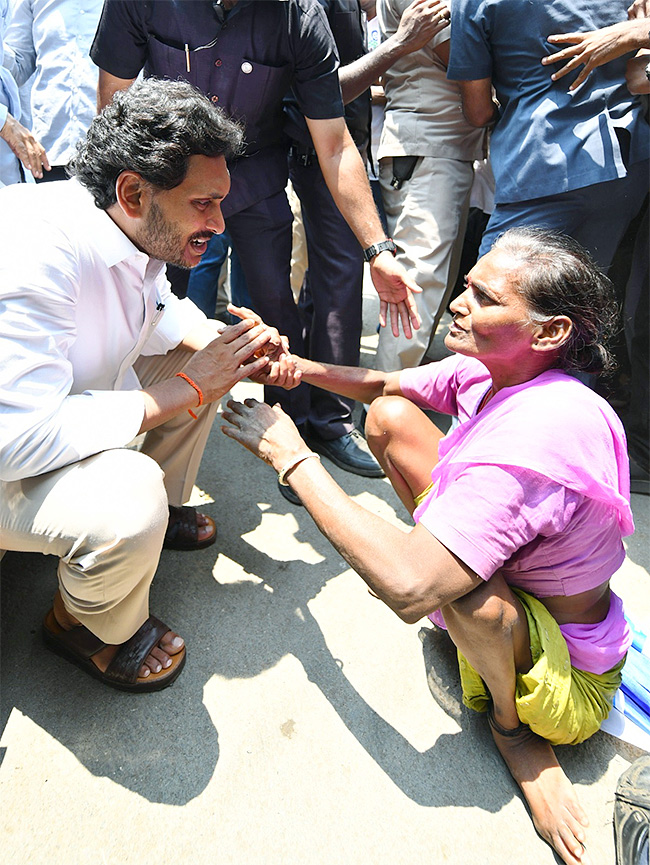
[{"left": 362, "top": 238, "right": 397, "bottom": 263}]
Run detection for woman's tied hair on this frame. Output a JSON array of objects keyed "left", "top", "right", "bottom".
[{"left": 493, "top": 227, "right": 619, "bottom": 375}]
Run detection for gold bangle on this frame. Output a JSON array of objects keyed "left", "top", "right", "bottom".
[{"left": 277, "top": 452, "right": 320, "bottom": 486}]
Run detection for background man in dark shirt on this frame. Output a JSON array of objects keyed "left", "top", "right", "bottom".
[{"left": 91, "top": 0, "right": 425, "bottom": 480}]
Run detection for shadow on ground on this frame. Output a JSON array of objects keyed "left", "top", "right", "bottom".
[{"left": 0, "top": 418, "right": 639, "bottom": 816}]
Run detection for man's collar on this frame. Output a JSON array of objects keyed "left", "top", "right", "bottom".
[{"left": 71, "top": 178, "right": 156, "bottom": 270}]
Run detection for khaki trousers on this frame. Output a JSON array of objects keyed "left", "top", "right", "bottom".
[
  {"left": 0, "top": 345, "right": 218, "bottom": 643},
  {"left": 376, "top": 156, "right": 474, "bottom": 371}
]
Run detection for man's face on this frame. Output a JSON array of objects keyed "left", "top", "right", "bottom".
[{"left": 136, "top": 154, "right": 230, "bottom": 269}]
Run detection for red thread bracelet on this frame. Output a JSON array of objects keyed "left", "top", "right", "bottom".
[{"left": 176, "top": 372, "right": 203, "bottom": 419}]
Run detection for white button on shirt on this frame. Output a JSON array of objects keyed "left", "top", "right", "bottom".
[{"left": 0, "top": 178, "right": 206, "bottom": 482}]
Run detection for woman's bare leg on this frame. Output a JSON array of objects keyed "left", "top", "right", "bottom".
[
  {"left": 441, "top": 575, "right": 592, "bottom": 865},
  {"left": 365, "top": 396, "right": 445, "bottom": 514}
]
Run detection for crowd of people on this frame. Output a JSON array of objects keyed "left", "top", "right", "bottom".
[{"left": 0, "top": 2, "right": 648, "bottom": 864}]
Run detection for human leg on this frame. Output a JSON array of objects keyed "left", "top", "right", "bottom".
[
  {"left": 377, "top": 156, "right": 474, "bottom": 371},
  {"left": 134, "top": 341, "right": 219, "bottom": 508},
  {"left": 226, "top": 192, "right": 311, "bottom": 426},
  {"left": 440, "top": 577, "right": 593, "bottom": 865},
  {"left": 289, "top": 154, "right": 362, "bottom": 439},
  {"left": 365, "top": 395, "right": 444, "bottom": 512},
  {"left": 0, "top": 448, "right": 185, "bottom": 688}
]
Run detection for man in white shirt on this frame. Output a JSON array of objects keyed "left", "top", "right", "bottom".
[{"left": 0, "top": 78, "right": 293, "bottom": 693}]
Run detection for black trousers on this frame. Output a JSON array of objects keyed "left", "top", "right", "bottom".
[
  {"left": 288, "top": 151, "right": 364, "bottom": 438},
  {"left": 226, "top": 168, "right": 363, "bottom": 438}
]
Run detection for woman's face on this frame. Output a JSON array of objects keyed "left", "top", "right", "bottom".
[{"left": 445, "top": 248, "right": 540, "bottom": 369}]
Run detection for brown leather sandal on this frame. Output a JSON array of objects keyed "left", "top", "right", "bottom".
[
  {"left": 163, "top": 505, "right": 217, "bottom": 551},
  {"left": 42, "top": 609, "right": 186, "bottom": 693}
]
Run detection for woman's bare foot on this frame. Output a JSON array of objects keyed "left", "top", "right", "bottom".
[
  {"left": 489, "top": 714, "right": 592, "bottom": 865},
  {"left": 53, "top": 590, "right": 184, "bottom": 680}
]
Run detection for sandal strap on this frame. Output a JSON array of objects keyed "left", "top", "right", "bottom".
[
  {"left": 104, "top": 616, "right": 170, "bottom": 685},
  {"left": 165, "top": 504, "right": 198, "bottom": 545},
  {"left": 51, "top": 621, "right": 108, "bottom": 660}
]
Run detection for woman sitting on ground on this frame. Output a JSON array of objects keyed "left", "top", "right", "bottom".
[{"left": 223, "top": 227, "right": 633, "bottom": 865}]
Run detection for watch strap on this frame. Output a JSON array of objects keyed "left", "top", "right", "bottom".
[{"left": 363, "top": 239, "right": 397, "bottom": 263}]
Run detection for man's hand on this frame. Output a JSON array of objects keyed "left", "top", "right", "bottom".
[
  {"left": 628, "top": 0, "right": 650, "bottom": 20},
  {"left": 626, "top": 51, "right": 650, "bottom": 93},
  {"left": 181, "top": 318, "right": 277, "bottom": 403},
  {"left": 370, "top": 251, "right": 421, "bottom": 338},
  {"left": 0, "top": 113, "right": 50, "bottom": 179},
  {"left": 226, "top": 304, "right": 302, "bottom": 389},
  {"left": 394, "top": 0, "right": 451, "bottom": 56},
  {"left": 543, "top": 19, "right": 650, "bottom": 91}
]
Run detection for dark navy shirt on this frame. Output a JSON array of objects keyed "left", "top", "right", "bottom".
[
  {"left": 283, "top": 0, "right": 370, "bottom": 153},
  {"left": 91, "top": 0, "right": 345, "bottom": 213}
]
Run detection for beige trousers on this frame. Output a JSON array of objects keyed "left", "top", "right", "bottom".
[
  {"left": 376, "top": 155, "right": 474, "bottom": 371},
  {"left": 0, "top": 345, "right": 218, "bottom": 643}
]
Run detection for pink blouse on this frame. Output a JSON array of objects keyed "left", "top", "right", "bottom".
[{"left": 399, "top": 355, "right": 633, "bottom": 673}]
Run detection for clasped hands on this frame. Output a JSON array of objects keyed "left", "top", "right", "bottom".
[{"left": 179, "top": 304, "right": 302, "bottom": 405}]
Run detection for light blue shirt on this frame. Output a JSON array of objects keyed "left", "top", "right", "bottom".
[
  {"left": 448, "top": 0, "right": 650, "bottom": 204},
  {"left": 3, "top": 0, "right": 102, "bottom": 166},
  {"left": 0, "top": 0, "right": 23, "bottom": 185}
]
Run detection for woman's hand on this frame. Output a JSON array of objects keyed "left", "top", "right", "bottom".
[
  {"left": 0, "top": 113, "right": 50, "bottom": 179},
  {"left": 221, "top": 398, "right": 310, "bottom": 471}
]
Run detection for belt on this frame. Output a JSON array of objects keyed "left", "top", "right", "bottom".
[{"left": 289, "top": 143, "right": 318, "bottom": 167}]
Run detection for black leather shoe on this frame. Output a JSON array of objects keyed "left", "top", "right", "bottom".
[
  {"left": 305, "top": 428, "right": 384, "bottom": 478},
  {"left": 630, "top": 454, "right": 649, "bottom": 496},
  {"left": 277, "top": 479, "right": 303, "bottom": 506}
]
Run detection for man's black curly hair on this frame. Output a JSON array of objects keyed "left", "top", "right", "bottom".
[{"left": 69, "top": 77, "right": 244, "bottom": 209}]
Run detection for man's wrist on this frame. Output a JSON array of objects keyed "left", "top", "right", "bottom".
[{"left": 363, "top": 238, "right": 397, "bottom": 263}]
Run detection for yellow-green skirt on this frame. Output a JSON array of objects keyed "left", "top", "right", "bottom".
[{"left": 458, "top": 587, "right": 625, "bottom": 746}]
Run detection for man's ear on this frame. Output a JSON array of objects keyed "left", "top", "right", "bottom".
[
  {"left": 531, "top": 315, "right": 573, "bottom": 354},
  {"left": 114, "top": 171, "right": 149, "bottom": 219}
]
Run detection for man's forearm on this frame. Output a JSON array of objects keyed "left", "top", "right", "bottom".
[
  {"left": 339, "top": 38, "right": 408, "bottom": 104},
  {"left": 312, "top": 122, "right": 386, "bottom": 248},
  {"left": 97, "top": 69, "right": 136, "bottom": 111}
]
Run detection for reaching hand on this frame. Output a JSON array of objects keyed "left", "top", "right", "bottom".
[
  {"left": 181, "top": 318, "right": 277, "bottom": 403},
  {"left": 369, "top": 251, "right": 422, "bottom": 339},
  {"left": 543, "top": 19, "right": 650, "bottom": 91},
  {"left": 221, "top": 398, "right": 309, "bottom": 471},
  {"left": 226, "top": 303, "right": 302, "bottom": 388},
  {"left": 0, "top": 113, "right": 50, "bottom": 179},
  {"left": 395, "top": 0, "right": 451, "bottom": 55}
]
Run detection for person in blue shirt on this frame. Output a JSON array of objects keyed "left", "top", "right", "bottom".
[
  {"left": 447, "top": 0, "right": 650, "bottom": 271},
  {"left": 0, "top": 0, "right": 48, "bottom": 184}
]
